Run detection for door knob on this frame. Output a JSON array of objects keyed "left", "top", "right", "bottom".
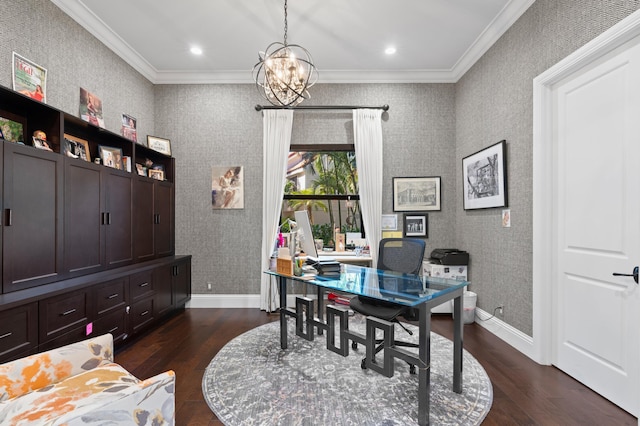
[{"left": 612, "top": 266, "right": 639, "bottom": 284}]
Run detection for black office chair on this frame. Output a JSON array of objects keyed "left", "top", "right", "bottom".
[{"left": 349, "top": 238, "right": 426, "bottom": 374}]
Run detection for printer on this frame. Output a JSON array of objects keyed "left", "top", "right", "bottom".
[{"left": 429, "top": 248, "right": 469, "bottom": 266}]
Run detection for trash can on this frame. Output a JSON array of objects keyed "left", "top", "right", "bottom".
[
  {"left": 462, "top": 291, "right": 477, "bottom": 324},
  {"left": 452, "top": 291, "right": 477, "bottom": 324}
]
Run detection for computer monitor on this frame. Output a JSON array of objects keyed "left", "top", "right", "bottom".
[{"left": 294, "top": 210, "right": 318, "bottom": 258}]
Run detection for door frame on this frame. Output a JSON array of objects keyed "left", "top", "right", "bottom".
[{"left": 532, "top": 9, "right": 640, "bottom": 371}]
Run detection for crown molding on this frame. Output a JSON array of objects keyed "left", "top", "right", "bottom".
[{"left": 51, "top": 0, "right": 533, "bottom": 85}]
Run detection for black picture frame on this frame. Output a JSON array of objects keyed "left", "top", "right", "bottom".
[
  {"left": 462, "top": 140, "right": 507, "bottom": 210},
  {"left": 403, "top": 213, "right": 428, "bottom": 237},
  {"left": 392, "top": 176, "right": 441, "bottom": 212}
]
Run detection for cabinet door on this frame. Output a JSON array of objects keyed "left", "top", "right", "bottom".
[
  {"left": 133, "top": 178, "right": 155, "bottom": 262},
  {"left": 3, "top": 144, "right": 63, "bottom": 292},
  {"left": 173, "top": 259, "right": 191, "bottom": 308},
  {"left": 154, "top": 264, "right": 173, "bottom": 317},
  {"left": 104, "top": 169, "right": 133, "bottom": 268},
  {"left": 154, "top": 181, "right": 174, "bottom": 257},
  {"left": 64, "top": 159, "right": 105, "bottom": 276}
]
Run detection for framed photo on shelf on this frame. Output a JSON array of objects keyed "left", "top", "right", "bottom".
[
  {"left": 403, "top": 213, "right": 428, "bottom": 238},
  {"left": 99, "top": 145, "right": 123, "bottom": 170},
  {"left": 147, "top": 135, "right": 171, "bottom": 156},
  {"left": 0, "top": 114, "right": 25, "bottom": 143},
  {"left": 63, "top": 134, "right": 91, "bottom": 162},
  {"left": 462, "top": 140, "right": 507, "bottom": 210},
  {"left": 148, "top": 169, "right": 164, "bottom": 181},
  {"left": 393, "top": 176, "right": 441, "bottom": 212},
  {"left": 136, "top": 163, "right": 147, "bottom": 176}
]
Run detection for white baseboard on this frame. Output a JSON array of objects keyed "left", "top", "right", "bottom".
[
  {"left": 187, "top": 295, "right": 538, "bottom": 363},
  {"left": 474, "top": 308, "right": 536, "bottom": 362}
]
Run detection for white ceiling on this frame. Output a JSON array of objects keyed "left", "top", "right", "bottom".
[{"left": 51, "top": 0, "right": 534, "bottom": 84}]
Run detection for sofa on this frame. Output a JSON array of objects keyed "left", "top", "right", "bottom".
[{"left": 0, "top": 333, "right": 175, "bottom": 425}]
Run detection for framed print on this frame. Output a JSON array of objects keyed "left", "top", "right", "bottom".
[
  {"left": 403, "top": 213, "right": 428, "bottom": 237},
  {"left": 0, "top": 114, "right": 25, "bottom": 143},
  {"left": 147, "top": 135, "right": 171, "bottom": 156},
  {"left": 462, "top": 140, "right": 507, "bottom": 210},
  {"left": 63, "top": 134, "right": 91, "bottom": 162},
  {"left": 212, "top": 166, "right": 244, "bottom": 209},
  {"left": 79, "top": 88, "right": 105, "bottom": 128},
  {"left": 99, "top": 145, "right": 124, "bottom": 170},
  {"left": 121, "top": 113, "right": 137, "bottom": 143},
  {"left": 148, "top": 169, "right": 164, "bottom": 180},
  {"left": 381, "top": 214, "right": 398, "bottom": 231},
  {"left": 393, "top": 176, "right": 441, "bottom": 212},
  {"left": 12, "top": 52, "right": 47, "bottom": 103}
]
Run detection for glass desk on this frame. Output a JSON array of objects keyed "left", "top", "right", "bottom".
[{"left": 265, "top": 264, "right": 468, "bottom": 426}]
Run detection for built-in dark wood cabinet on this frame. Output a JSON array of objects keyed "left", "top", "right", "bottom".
[{"left": 0, "top": 83, "right": 190, "bottom": 362}]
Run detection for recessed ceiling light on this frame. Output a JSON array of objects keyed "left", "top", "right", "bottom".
[
  {"left": 190, "top": 46, "right": 203, "bottom": 55},
  {"left": 385, "top": 47, "right": 397, "bottom": 55}
]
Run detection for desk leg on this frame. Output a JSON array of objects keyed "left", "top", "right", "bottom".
[
  {"left": 279, "top": 276, "right": 288, "bottom": 350},
  {"left": 452, "top": 293, "right": 464, "bottom": 393},
  {"left": 317, "top": 286, "right": 324, "bottom": 335},
  {"left": 417, "top": 303, "right": 431, "bottom": 426}
]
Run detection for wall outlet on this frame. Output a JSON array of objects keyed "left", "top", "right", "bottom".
[
  {"left": 497, "top": 304, "right": 504, "bottom": 315},
  {"left": 207, "top": 282, "right": 212, "bottom": 291}
]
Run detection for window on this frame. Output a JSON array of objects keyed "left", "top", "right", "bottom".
[{"left": 282, "top": 144, "right": 362, "bottom": 249}]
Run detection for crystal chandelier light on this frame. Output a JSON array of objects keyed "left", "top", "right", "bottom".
[{"left": 252, "top": 0, "right": 318, "bottom": 107}]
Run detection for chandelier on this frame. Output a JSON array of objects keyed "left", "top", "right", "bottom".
[{"left": 252, "top": 0, "right": 318, "bottom": 107}]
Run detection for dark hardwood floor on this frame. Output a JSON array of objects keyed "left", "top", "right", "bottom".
[{"left": 115, "top": 309, "right": 636, "bottom": 425}]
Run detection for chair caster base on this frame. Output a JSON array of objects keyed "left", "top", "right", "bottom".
[
  {"left": 352, "top": 342, "right": 358, "bottom": 350},
  {"left": 409, "top": 364, "right": 416, "bottom": 375},
  {"left": 361, "top": 358, "right": 367, "bottom": 370}
]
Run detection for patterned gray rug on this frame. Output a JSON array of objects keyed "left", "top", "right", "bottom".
[{"left": 202, "top": 315, "right": 492, "bottom": 425}]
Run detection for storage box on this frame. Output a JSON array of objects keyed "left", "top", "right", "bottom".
[
  {"left": 422, "top": 261, "right": 468, "bottom": 314},
  {"left": 276, "top": 258, "right": 293, "bottom": 275}
]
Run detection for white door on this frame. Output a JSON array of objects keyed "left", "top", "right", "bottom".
[{"left": 553, "top": 38, "right": 640, "bottom": 416}]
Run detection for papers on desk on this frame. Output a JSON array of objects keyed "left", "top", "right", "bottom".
[{"left": 306, "top": 257, "right": 341, "bottom": 276}]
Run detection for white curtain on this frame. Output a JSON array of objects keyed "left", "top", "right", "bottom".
[
  {"left": 260, "top": 109, "right": 293, "bottom": 311},
  {"left": 353, "top": 109, "right": 383, "bottom": 267}
]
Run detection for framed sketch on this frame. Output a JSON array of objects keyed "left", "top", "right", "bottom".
[
  {"left": 403, "top": 213, "right": 428, "bottom": 237},
  {"left": 462, "top": 140, "right": 507, "bottom": 210},
  {"left": 381, "top": 214, "right": 398, "bottom": 231},
  {"left": 393, "top": 176, "right": 441, "bottom": 212},
  {"left": 148, "top": 169, "right": 164, "bottom": 180},
  {"left": 212, "top": 166, "right": 244, "bottom": 209},
  {"left": 63, "top": 134, "right": 91, "bottom": 162},
  {"left": 99, "top": 145, "right": 124, "bottom": 170},
  {"left": 147, "top": 135, "right": 171, "bottom": 156}
]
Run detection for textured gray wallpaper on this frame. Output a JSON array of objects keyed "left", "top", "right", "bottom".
[
  {"left": 154, "top": 83, "right": 457, "bottom": 296},
  {"left": 455, "top": 0, "right": 640, "bottom": 335},
  {"left": 0, "top": 0, "right": 155, "bottom": 139},
  {"left": 4, "top": 0, "right": 639, "bottom": 338}
]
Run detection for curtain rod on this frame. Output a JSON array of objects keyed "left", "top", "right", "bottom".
[{"left": 255, "top": 104, "right": 389, "bottom": 111}]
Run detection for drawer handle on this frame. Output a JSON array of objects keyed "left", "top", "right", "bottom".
[
  {"left": 107, "top": 293, "right": 119, "bottom": 299},
  {"left": 108, "top": 326, "right": 119, "bottom": 333},
  {"left": 140, "top": 310, "right": 150, "bottom": 317},
  {"left": 139, "top": 282, "right": 149, "bottom": 287},
  {"left": 0, "top": 332, "right": 12, "bottom": 339},
  {"left": 61, "top": 308, "right": 77, "bottom": 316}
]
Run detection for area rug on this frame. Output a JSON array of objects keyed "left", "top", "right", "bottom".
[{"left": 202, "top": 315, "right": 492, "bottom": 425}]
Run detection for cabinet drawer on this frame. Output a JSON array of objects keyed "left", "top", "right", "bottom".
[
  {"left": 38, "top": 326, "right": 88, "bottom": 352},
  {"left": 130, "top": 270, "right": 153, "bottom": 301},
  {"left": 0, "top": 303, "right": 38, "bottom": 363},
  {"left": 130, "top": 297, "right": 154, "bottom": 334},
  {"left": 40, "top": 291, "right": 88, "bottom": 343},
  {"left": 95, "top": 278, "right": 127, "bottom": 316},
  {"left": 92, "top": 308, "right": 128, "bottom": 345}
]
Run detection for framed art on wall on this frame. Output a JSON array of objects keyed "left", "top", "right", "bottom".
[
  {"left": 462, "top": 140, "right": 507, "bottom": 210},
  {"left": 393, "top": 176, "right": 441, "bottom": 212},
  {"left": 211, "top": 166, "right": 244, "bottom": 209},
  {"left": 403, "top": 213, "right": 428, "bottom": 237},
  {"left": 381, "top": 214, "right": 398, "bottom": 231}
]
